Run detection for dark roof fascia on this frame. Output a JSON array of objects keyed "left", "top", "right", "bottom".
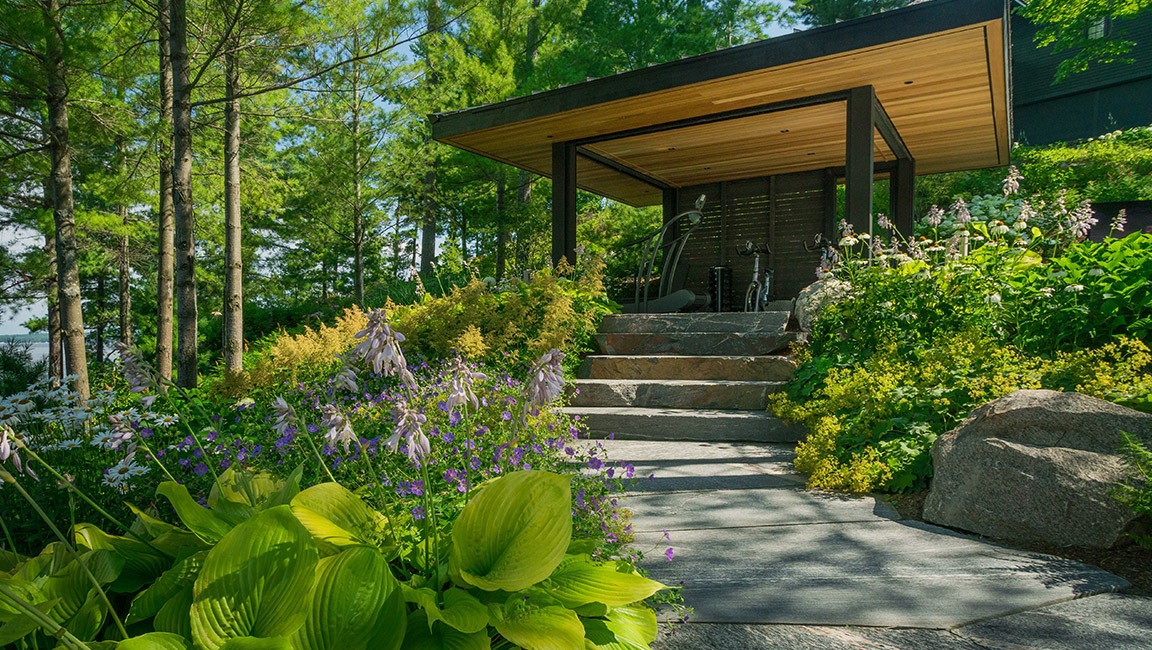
[{"left": 429, "top": 0, "right": 1010, "bottom": 141}]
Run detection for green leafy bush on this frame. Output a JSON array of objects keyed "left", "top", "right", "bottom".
[
  {"left": 0, "top": 468, "right": 664, "bottom": 649},
  {"left": 1113, "top": 431, "right": 1152, "bottom": 549},
  {"left": 0, "top": 306, "right": 672, "bottom": 648},
  {"left": 775, "top": 172, "right": 1152, "bottom": 494}
]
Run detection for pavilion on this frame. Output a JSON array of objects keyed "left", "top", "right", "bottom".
[{"left": 430, "top": 0, "right": 1011, "bottom": 302}]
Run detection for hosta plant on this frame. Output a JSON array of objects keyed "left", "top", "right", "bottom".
[{"left": 0, "top": 466, "right": 665, "bottom": 649}]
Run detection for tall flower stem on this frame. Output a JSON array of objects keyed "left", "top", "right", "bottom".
[
  {"left": 353, "top": 437, "right": 401, "bottom": 549},
  {"left": 301, "top": 432, "right": 337, "bottom": 483},
  {"left": 3, "top": 472, "right": 129, "bottom": 638},
  {"left": 0, "top": 509, "right": 16, "bottom": 553},
  {"left": 0, "top": 582, "right": 89, "bottom": 650},
  {"left": 21, "top": 447, "right": 165, "bottom": 555}
]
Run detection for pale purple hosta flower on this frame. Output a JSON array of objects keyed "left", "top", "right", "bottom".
[
  {"left": 950, "top": 198, "right": 972, "bottom": 225},
  {"left": 319, "top": 405, "right": 355, "bottom": 452},
  {"left": 838, "top": 219, "right": 853, "bottom": 237},
  {"left": 877, "top": 214, "right": 893, "bottom": 230},
  {"left": 105, "top": 413, "right": 135, "bottom": 451},
  {"left": 1066, "top": 200, "right": 1098, "bottom": 239},
  {"left": 333, "top": 359, "right": 359, "bottom": 393},
  {"left": 0, "top": 424, "right": 37, "bottom": 480},
  {"left": 1017, "top": 200, "right": 1035, "bottom": 224},
  {"left": 114, "top": 342, "right": 157, "bottom": 395},
  {"left": 1112, "top": 209, "right": 1127, "bottom": 233},
  {"left": 1002, "top": 165, "right": 1022, "bottom": 196},
  {"left": 527, "top": 349, "right": 566, "bottom": 408},
  {"left": 924, "top": 205, "right": 944, "bottom": 228},
  {"left": 351, "top": 310, "right": 414, "bottom": 388},
  {"left": 388, "top": 401, "right": 429, "bottom": 462},
  {"left": 445, "top": 357, "right": 488, "bottom": 412},
  {"left": 271, "top": 396, "right": 298, "bottom": 436}
]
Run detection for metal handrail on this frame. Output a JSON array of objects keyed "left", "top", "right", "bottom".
[{"left": 620, "top": 195, "right": 706, "bottom": 313}]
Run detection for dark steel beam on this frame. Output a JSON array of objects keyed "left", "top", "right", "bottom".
[
  {"left": 552, "top": 142, "right": 577, "bottom": 267},
  {"left": 845, "top": 86, "right": 876, "bottom": 238},
  {"left": 892, "top": 156, "right": 916, "bottom": 237},
  {"left": 430, "top": 0, "right": 1007, "bottom": 140},
  {"left": 577, "top": 147, "right": 674, "bottom": 191},
  {"left": 872, "top": 96, "right": 911, "bottom": 161},
  {"left": 570, "top": 90, "right": 851, "bottom": 148}
]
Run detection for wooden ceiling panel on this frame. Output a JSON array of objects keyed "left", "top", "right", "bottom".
[{"left": 434, "top": 3, "right": 1009, "bottom": 207}]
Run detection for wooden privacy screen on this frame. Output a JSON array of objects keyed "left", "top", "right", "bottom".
[{"left": 676, "top": 170, "right": 830, "bottom": 305}]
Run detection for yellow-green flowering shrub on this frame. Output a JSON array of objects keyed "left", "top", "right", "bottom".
[{"left": 772, "top": 333, "right": 1152, "bottom": 493}]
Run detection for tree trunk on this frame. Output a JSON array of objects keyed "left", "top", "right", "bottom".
[
  {"left": 351, "top": 33, "right": 365, "bottom": 304},
  {"left": 222, "top": 48, "right": 243, "bottom": 377},
  {"left": 118, "top": 140, "right": 132, "bottom": 346},
  {"left": 44, "top": 0, "right": 90, "bottom": 399},
  {"left": 419, "top": 0, "right": 441, "bottom": 274},
  {"left": 44, "top": 233, "right": 62, "bottom": 386},
  {"left": 171, "top": 0, "right": 198, "bottom": 388},
  {"left": 156, "top": 0, "right": 175, "bottom": 379},
  {"left": 95, "top": 274, "right": 105, "bottom": 364},
  {"left": 496, "top": 174, "right": 507, "bottom": 279}
]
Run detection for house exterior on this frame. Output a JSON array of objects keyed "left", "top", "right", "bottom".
[{"left": 1012, "top": 6, "right": 1152, "bottom": 145}]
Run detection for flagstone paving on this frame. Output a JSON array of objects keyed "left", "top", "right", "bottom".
[{"left": 591, "top": 439, "right": 1152, "bottom": 648}]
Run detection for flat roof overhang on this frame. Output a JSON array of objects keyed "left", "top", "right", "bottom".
[{"left": 430, "top": 0, "right": 1012, "bottom": 207}]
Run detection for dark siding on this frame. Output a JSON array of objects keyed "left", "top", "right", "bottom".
[{"left": 1012, "top": 11, "right": 1152, "bottom": 145}]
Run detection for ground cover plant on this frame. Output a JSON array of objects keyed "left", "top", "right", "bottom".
[
  {"left": 772, "top": 167, "right": 1152, "bottom": 493},
  {"left": 0, "top": 306, "right": 675, "bottom": 649}
]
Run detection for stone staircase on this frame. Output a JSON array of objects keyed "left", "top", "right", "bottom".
[{"left": 566, "top": 312, "right": 806, "bottom": 442}]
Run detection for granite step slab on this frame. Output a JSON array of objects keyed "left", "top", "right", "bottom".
[
  {"left": 577, "top": 355, "right": 797, "bottom": 381},
  {"left": 635, "top": 520, "right": 1130, "bottom": 628},
  {"left": 596, "top": 331, "right": 798, "bottom": 356},
  {"left": 624, "top": 487, "right": 899, "bottom": 530},
  {"left": 566, "top": 407, "right": 805, "bottom": 442},
  {"left": 569, "top": 379, "right": 784, "bottom": 410},
  {"left": 599, "top": 312, "right": 790, "bottom": 334}
]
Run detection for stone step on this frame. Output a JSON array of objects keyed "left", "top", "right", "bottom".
[
  {"left": 596, "top": 331, "right": 797, "bottom": 356},
  {"left": 578, "top": 354, "right": 796, "bottom": 381},
  {"left": 599, "top": 311, "right": 790, "bottom": 334},
  {"left": 565, "top": 406, "right": 806, "bottom": 443},
  {"left": 569, "top": 379, "right": 784, "bottom": 410}
]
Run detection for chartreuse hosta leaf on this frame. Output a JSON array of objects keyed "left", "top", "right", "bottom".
[
  {"left": 403, "top": 585, "right": 488, "bottom": 635},
  {"left": 218, "top": 637, "right": 295, "bottom": 649},
  {"left": 117, "top": 632, "right": 191, "bottom": 649},
  {"left": 401, "top": 610, "right": 491, "bottom": 650},
  {"left": 546, "top": 555, "right": 665, "bottom": 608},
  {"left": 73, "top": 523, "right": 170, "bottom": 593},
  {"left": 450, "top": 471, "right": 571, "bottom": 592},
  {"left": 291, "top": 545, "right": 406, "bottom": 650},
  {"left": 128, "top": 551, "right": 207, "bottom": 624},
  {"left": 156, "top": 482, "right": 236, "bottom": 544},
  {"left": 487, "top": 593, "right": 584, "bottom": 650},
  {"left": 190, "top": 505, "right": 318, "bottom": 650},
  {"left": 582, "top": 604, "right": 659, "bottom": 650},
  {"left": 210, "top": 467, "right": 282, "bottom": 509},
  {"left": 290, "top": 483, "right": 392, "bottom": 552}
]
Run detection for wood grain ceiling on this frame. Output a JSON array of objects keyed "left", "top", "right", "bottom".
[{"left": 436, "top": 16, "right": 1009, "bottom": 207}]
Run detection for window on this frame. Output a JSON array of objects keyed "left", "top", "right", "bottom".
[{"left": 1087, "top": 17, "right": 1107, "bottom": 40}]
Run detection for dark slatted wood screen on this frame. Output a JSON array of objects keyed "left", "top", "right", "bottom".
[{"left": 677, "top": 170, "right": 828, "bottom": 304}]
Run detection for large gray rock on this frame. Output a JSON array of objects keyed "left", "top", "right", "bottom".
[{"left": 924, "top": 389, "right": 1152, "bottom": 548}]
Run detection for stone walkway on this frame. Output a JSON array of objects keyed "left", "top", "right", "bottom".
[{"left": 593, "top": 439, "right": 1152, "bottom": 649}]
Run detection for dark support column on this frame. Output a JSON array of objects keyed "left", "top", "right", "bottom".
[
  {"left": 891, "top": 157, "right": 916, "bottom": 237},
  {"left": 845, "top": 86, "right": 875, "bottom": 239},
  {"left": 823, "top": 168, "right": 838, "bottom": 239},
  {"left": 551, "top": 142, "right": 577, "bottom": 267},
  {"left": 662, "top": 187, "right": 678, "bottom": 224},
  {"left": 662, "top": 187, "right": 679, "bottom": 240}
]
